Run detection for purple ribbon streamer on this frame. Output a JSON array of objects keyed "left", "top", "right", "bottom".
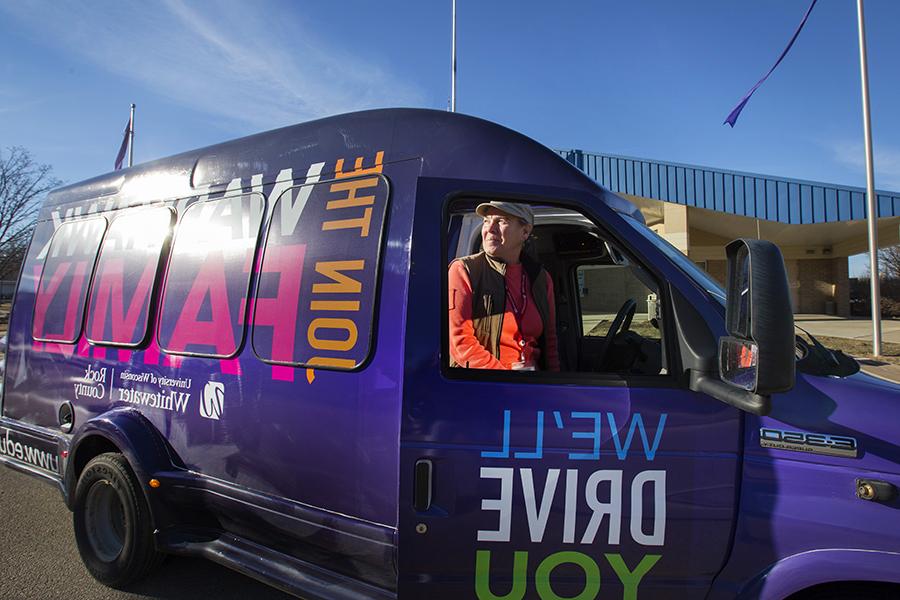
[
  {"left": 114, "top": 118, "right": 130, "bottom": 170},
  {"left": 724, "top": 0, "right": 818, "bottom": 127}
]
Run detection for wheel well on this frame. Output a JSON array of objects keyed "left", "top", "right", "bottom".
[
  {"left": 787, "top": 581, "right": 900, "bottom": 600},
  {"left": 73, "top": 436, "right": 121, "bottom": 480}
]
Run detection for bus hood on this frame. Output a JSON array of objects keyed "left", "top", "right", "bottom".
[{"left": 765, "top": 370, "right": 900, "bottom": 476}]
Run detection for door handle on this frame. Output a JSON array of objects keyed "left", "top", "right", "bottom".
[{"left": 414, "top": 459, "right": 433, "bottom": 512}]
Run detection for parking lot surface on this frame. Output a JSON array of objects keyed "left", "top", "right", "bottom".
[{"left": 0, "top": 466, "right": 291, "bottom": 600}]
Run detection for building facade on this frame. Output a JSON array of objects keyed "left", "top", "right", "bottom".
[{"left": 561, "top": 149, "right": 900, "bottom": 317}]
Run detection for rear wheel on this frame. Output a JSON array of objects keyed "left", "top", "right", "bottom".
[{"left": 73, "top": 452, "right": 163, "bottom": 587}]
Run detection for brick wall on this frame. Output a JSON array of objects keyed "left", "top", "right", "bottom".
[
  {"left": 797, "top": 257, "right": 849, "bottom": 316},
  {"left": 702, "top": 257, "right": 849, "bottom": 317},
  {"left": 580, "top": 266, "right": 651, "bottom": 313}
]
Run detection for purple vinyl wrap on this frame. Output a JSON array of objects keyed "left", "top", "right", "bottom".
[
  {"left": 1, "top": 109, "right": 898, "bottom": 599},
  {"left": 709, "top": 371, "right": 900, "bottom": 599}
]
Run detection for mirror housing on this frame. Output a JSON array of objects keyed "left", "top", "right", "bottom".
[
  {"left": 722, "top": 239, "right": 795, "bottom": 396},
  {"left": 687, "top": 239, "right": 794, "bottom": 416}
]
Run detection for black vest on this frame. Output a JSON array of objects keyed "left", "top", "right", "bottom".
[{"left": 451, "top": 251, "right": 551, "bottom": 368}]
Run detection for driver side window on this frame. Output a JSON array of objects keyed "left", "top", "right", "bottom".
[
  {"left": 574, "top": 261, "right": 663, "bottom": 374},
  {"left": 579, "top": 265, "right": 657, "bottom": 337},
  {"left": 446, "top": 199, "right": 667, "bottom": 378}
]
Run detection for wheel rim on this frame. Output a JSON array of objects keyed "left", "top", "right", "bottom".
[{"left": 84, "top": 480, "right": 126, "bottom": 562}]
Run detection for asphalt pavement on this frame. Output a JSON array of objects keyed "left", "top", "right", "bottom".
[{"left": 0, "top": 466, "right": 293, "bottom": 600}]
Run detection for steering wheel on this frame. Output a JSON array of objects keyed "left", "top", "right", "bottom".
[{"left": 595, "top": 299, "right": 636, "bottom": 370}]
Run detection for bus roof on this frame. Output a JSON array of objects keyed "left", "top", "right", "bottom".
[{"left": 43, "top": 108, "right": 643, "bottom": 222}]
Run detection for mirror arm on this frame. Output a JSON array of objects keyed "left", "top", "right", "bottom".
[{"left": 689, "top": 370, "right": 771, "bottom": 416}]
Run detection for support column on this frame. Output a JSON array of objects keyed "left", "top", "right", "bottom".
[
  {"left": 796, "top": 257, "right": 850, "bottom": 316},
  {"left": 661, "top": 203, "right": 690, "bottom": 255}
]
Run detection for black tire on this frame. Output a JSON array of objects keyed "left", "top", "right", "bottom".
[{"left": 72, "top": 452, "right": 163, "bottom": 587}]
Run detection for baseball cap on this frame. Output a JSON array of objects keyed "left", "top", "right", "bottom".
[{"left": 475, "top": 201, "right": 534, "bottom": 226}]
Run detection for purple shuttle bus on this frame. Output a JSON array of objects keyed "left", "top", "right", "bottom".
[{"left": 1, "top": 109, "right": 898, "bottom": 599}]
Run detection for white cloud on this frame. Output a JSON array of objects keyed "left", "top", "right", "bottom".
[
  {"left": 1, "top": 0, "right": 425, "bottom": 130},
  {"left": 830, "top": 140, "right": 900, "bottom": 192}
]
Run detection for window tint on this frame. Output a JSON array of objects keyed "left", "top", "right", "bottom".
[
  {"left": 158, "top": 193, "right": 264, "bottom": 358},
  {"left": 33, "top": 217, "right": 108, "bottom": 343},
  {"left": 86, "top": 207, "right": 174, "bottom": 346},
  {"left": 252, "top": 174, "right": 390, "bottom": 369}
]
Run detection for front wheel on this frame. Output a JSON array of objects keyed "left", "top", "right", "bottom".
[{"left": 73, "top": 452, "right": 163, "bottom": 587}]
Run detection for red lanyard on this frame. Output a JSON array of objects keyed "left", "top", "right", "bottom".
[{"left": 505, "top": 269, "right": 528, "bottom": 357}]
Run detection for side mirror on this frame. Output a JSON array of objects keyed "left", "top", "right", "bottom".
[
  {"left": 720, "top": 239, "right": 795, "bottom": 396},
  {"left": 688, "top": 239, "right": 794, "bottom": 416}
]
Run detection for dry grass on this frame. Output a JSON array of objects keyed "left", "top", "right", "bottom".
[
  {"left": 587, "top": 319, "right": 660, "bottom": 338},
  {"left": 807, "top": 334, "right": 900, "bottom": 365}
]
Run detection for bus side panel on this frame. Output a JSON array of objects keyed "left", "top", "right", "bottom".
[
  {"left": 150, "top": 158, "right": 418, "bottom": 529},
  {"left": 2, "top": 218, "right": 61, "bottom": 427},
  {"left": 3, "top": 157, "right": 417, "bottom": 533}
]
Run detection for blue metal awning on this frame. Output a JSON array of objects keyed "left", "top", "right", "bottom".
[{"left": 559, "top": 149, "right": 900, "bottom": 224}]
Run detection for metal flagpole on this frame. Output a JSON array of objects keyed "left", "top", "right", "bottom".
[
  {"left": 128, "top": 103, "right": 136, "bottom": 168},
  {"left": 857, "top": 0, "right": 881, "bottom": 356},
  {"left": 451, "top": 0, "right": 457, "bottom": 112}
]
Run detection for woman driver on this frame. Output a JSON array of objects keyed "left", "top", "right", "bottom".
[{"left": 448, "top": 201, "right": 560, "bottom": 371}]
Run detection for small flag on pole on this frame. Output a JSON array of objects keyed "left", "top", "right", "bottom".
[
  {"left": 114, "top": 115, "right": 131, "bottom": 171},
  {"left": 724, "top": 0, "right": 818, "bottom": 127}
]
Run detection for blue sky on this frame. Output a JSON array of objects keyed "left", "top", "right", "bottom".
[{"left": 2, "top": 0, "right": 899, "bottom": 274}]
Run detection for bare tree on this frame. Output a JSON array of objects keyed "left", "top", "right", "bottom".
[
  {"left": 859, "top": 245, "right": 900, "bottom": 280},
  {"left": 0, "top": 147, "right": 61, "bottom": 279},
  {"left": 878, "top": 245, "right": 900, "bottom": 280}
]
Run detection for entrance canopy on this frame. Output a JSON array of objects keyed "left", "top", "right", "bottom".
[
  {"left": 560, "top": 149, "right": 900, "bottom": 258},
  {"left": 559, "top": 149, "right": 900, "bottom": 316}
]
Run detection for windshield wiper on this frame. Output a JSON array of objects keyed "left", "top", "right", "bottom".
[{"left": 795, "top": 325, "right": 859, "bottom": 377}]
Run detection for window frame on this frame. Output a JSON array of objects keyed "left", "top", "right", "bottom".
[
  {"left": 85, "top": 206, "right": 175, "bottom": 348},
  {"left": 249, "top": 174, "right": 392, "bottom": 371},
  {"left": 441, "top": 193, "right": 678, "bottom": 387},
  {"left": 156, "top": 192, "right": 266, "bottom": 359},
  {"left": 32, "top": 216, "right": 108, "bottom": 344}
]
